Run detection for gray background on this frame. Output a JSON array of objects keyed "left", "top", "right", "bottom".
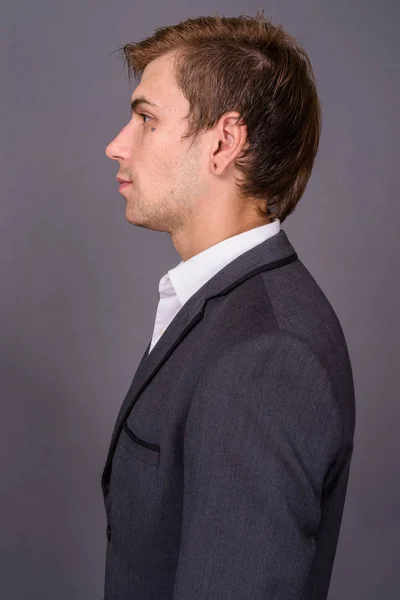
[{"left": 1, "top": 1, "right": 398, "bottom": 598}]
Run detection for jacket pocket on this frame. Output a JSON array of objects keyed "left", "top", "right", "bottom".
[{"left": 119, "top": 421, "right": 160, "bottom": 467}]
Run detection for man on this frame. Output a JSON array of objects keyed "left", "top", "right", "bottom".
[{"left": 102, "top": 11, "right": 355, "bottom": 600}]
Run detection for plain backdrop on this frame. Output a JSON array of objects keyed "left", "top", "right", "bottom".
[{"left": 1, "top": 1, "right": 399, "bottom": 599}]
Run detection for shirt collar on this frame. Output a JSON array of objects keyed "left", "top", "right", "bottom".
[{"left": 165, "top": 219, "right": 281, "bottom": 307}]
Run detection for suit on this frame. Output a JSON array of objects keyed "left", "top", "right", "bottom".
[{"left": 101, "top": 226, "right": 355, "bottom": 599}]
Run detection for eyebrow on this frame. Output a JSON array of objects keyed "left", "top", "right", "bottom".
[{"left": 130, "top": 96, "right": 162, "bottom": 114}]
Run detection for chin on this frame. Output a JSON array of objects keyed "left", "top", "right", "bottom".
[{"left": 125, "top": 206, "right": 149, "bottom": 230}]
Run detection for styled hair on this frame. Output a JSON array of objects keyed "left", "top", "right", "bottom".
[{"left": 115, "top": 10, "right": 322, "bottom": 223}]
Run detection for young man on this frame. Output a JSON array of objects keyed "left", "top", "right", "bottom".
[{"left": 102, "top": 11, "right": 355, "bottom": 600}]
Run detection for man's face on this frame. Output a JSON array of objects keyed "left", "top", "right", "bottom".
[{"left": 105, "top": 53, "right": 209, "bottom": 233}]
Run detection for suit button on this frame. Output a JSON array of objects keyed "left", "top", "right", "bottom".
[{"left": 106, "top": 524, "right": 111, "bottom": 541}]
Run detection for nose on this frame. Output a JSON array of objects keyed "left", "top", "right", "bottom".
[
  {"left": 105, "top": 125, "right": 130, "bottom": 161},
  {"left": 105, "top": 137, "right": 123, "bottom": 161}
]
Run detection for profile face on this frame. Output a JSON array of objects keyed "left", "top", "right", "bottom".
[{"left": 105, "top": 53, "right": 207, "bottom": 234}]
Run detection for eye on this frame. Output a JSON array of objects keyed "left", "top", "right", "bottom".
[{"left": 139, "top": 113, "right": 152, "bottom": 124}]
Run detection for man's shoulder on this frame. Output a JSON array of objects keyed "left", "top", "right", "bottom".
[
  {"left": 207, "top": 256, "right": 352, "bottom": 391},
  {"left": 260, "top": 257, "right": 350, "bottom": 362}
]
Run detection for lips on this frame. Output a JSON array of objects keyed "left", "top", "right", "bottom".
[
  {"left": 116, "top": 176, "right": 132, "bottom": 184},
  {"left": 119, "top": 181, "right": 132, "bottom": 192}
]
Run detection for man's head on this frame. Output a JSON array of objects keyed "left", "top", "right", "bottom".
[
  {"left": 106, "top": 52, "right": 217, "bottom": 243},
  {"left": 105, "top": 11, "right": 321, "bottom": 259}
]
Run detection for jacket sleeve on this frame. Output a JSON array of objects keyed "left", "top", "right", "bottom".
[{"left": 171, "top": 331, "right": 343, "bottom": 600}]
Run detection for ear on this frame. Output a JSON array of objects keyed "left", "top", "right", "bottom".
[{"left": 209, "top": 112, "right": 248, "bottom": 175}]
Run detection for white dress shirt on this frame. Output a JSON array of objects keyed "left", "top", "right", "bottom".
[{"left": 149, "top": 219, "right": 281, "bottom": 353}]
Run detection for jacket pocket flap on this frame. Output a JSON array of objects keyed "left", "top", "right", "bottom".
[{"left": 120, "top": 422, "right": 160, "bottom": 467}]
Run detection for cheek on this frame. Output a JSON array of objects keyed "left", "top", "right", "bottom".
[
  {"left": 138, "top": 130, "right": 185, "bottom": 180},
  {"left": 151, "top": 143, "right": 180, "bottom": 173}
]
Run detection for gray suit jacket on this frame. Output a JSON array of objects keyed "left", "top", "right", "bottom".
[{"left": 101, "top": 229, "right": 355, "bottom": 600}]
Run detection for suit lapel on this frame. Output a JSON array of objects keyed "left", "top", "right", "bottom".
[{"left": 101, "top": 229, "right": 298, "bottom": 489}]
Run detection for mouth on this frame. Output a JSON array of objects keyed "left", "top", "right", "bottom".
[
  {"left": 116, "top": 176, "right": 133, "bottom": 192},
  {"left": 118, "top": 181, "right": 132, "bottom": 192}
]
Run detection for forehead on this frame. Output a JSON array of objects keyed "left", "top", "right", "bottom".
[{"left": 132, "top": 54, "right": 184, "bottom": 111}]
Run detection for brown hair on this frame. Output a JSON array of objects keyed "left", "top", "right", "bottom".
[{"left": 114, "top": 10, "right": 322, "bottom": 223}]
